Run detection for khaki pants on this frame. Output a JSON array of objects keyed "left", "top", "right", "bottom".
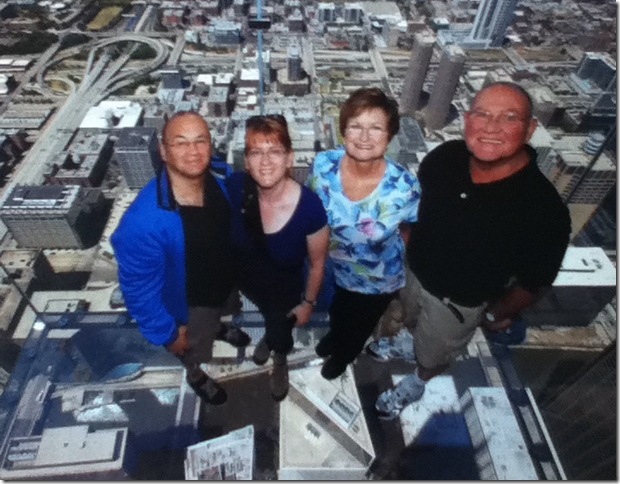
[
  {"left": 180, "top": 290, "right": 241, "bottom": 366},
  {"left": 402, "top": 268, "right": 485, "bottom": 369}
]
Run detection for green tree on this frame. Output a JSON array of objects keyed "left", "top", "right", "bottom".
[{"left": 130, "top": 44, "right": 157, "bottom": 60}]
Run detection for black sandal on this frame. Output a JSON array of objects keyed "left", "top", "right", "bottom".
[{"left": 188, "top": 374, "right": 227, "bottom": 405}]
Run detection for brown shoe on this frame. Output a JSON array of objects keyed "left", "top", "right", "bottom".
[{"left": 270, "top": 352, "right": 289, "bottom": 402}]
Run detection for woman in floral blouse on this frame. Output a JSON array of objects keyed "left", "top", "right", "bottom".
[{"left": 307, "top": 87, "right": 421, "bottom": 380}]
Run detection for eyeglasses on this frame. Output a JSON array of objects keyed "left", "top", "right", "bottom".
[
  {"left": 468, "top": 110, "right": 528, "bottom": 126},
  {"left": 246, "top": 114, "right": 288, "bottom": 129},
  {"left": 164, "top": 137, "right": 211, "bottom": 150},
  {"left": 246, "top": 148, "right": 288, "bottom": 162},
  {"left": 345, "top": 124, "right": 388, "bottom": 139}
]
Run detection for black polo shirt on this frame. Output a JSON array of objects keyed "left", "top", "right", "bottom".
[{"left": 408, "top": 140, "right": 571, "bottom": 306}]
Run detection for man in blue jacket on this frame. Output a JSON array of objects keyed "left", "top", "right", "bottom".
[{"left": 112, "top": 111, "right": 250, "bottom": 405}]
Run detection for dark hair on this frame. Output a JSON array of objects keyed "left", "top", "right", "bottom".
[
  {"left": 241, "top": 174, "right": 268, "bottom": 254},
  {"left": 473, "top": 82, "right": 534, "bottom": 119},
  {"left": 339, "top": 88, "right": 400, "bottom": 140},
  {"left": 245, "top": 114, "right": 292, "bottom": 154},
  {"left": 161, "top": 111, "right": 208, "bottom": 142},
  {"left": 242, "top": 115, "right": 292, "bottom": 248}
]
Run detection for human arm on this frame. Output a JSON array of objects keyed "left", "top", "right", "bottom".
[
  {"left": 111, "top": 211, "right": 184, "bottom": 348},
  {"left": 482, "top": 285, "right": 542, "bottom": 332},
  {"left": 399, "top": 222, "right": 412, "bottom": 247},
  {"left": 289, "top": 225, "right": 330, "bottom": 326},
  {"left": 485, "top": 196, "right": 570, "bottom": 332},
  {"left": 166, "top": 325, "right": 191, "bottom": 356},
  {"left": 397, "top": 164, "right": 420, "bottom": 248}
]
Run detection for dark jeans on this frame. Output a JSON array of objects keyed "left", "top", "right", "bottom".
[
  {"left": 261, "top": 308, "right": 297, "bottom": 355},
  {"left": 325, "top": 285, "right": 396, "bottom": 365},
  {"left": 241, "top": 284, "right": 299, "bottom": 355}
]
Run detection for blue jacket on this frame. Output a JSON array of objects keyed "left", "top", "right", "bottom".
[{"left": 111, "top": 161, "right": 230, "bottom": 347}]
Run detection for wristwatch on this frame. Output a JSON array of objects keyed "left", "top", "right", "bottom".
[
  {"left": 484, "top": 311, "right": 496, "bottom": 323},
  {"left": 302, "top": 295, "right": 317, "bottom": 307}
]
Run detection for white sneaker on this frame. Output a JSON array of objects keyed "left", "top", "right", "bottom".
[
  {"left": 365, "top": 328, "right": 416, "bottom": 363},
  {"left": 375, "top": 373, "right": 425, "bottom": 420}
]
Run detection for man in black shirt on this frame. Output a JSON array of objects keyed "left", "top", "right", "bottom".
[
  {"left": 371, "top": 82, "right": 571, "bottom": 420},
  {"left": 112, "top": 112, "right": 250, "bottom": 405}
]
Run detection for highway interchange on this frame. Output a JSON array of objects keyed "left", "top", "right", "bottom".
[{"left": 11, "top": 33, "right": 170, "bottom": 186}]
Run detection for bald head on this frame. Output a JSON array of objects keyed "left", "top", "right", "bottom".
[
  {"left": 472, "top": 82, "right": 534, "bottom": 120},
  {"left": 162, "top": 111, "right": 210, "bottom": 143}
]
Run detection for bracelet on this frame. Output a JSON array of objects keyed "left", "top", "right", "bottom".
[{"left": 302, "top": 296, "right": 317, "bottom": 307}]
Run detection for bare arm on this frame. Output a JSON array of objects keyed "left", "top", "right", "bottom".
[
  {"left": 290, "top": 225, "right": 330, "bottom": 326},
  {"left": 399, "top": 222, "right": 412, "bottom": 247},
  {"left": 483, "top": 285, "right": 543, "bottom": 332}
]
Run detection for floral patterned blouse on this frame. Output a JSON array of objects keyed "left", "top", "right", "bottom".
[{"left": 307, "top": 149, "right": 421, "bottom": 294}]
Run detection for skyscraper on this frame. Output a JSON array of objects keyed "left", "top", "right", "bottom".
[
  {"left": 0, "top": 185, "right": 107, "bottom": 249},
  {"left": 317, "top": 2, "right": 336, "bottom": 23},
  {"left": 344, "top": 3, "right": 363, "bottom": 24},
  {"left": 287, "top": 43, "right": 303, "bottom": 81},
  {"left": 423, "top": 45, "right": 465, "bottom": 130},
  {"left": 399, "top": 33, "right": 435, "bottom": 115},
  {"left": 576, "top": 52, "right": 616, "bottom": 91},
  {"left": 466, "top": 0, "right": 519, "bottom": 48},
  {"left": 114, "top": 127, "right": 160, "bottom": 189}
]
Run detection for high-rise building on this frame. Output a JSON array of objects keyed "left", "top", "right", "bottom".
[
  {"left": 343, "top": 3, "right": 363, "bottom": 24},
  {"left": 46, "top": 131, "right": 113, "bottom": 188},
  {"left": 157, "top": 73, "right": 185, "bottom": 105},
  {"left": 535, "top": 132, "right": 616, "bottom": 236},
  {"left": 572, "top": 188, "right": 616, "bottom": 251},
  {"left": 287, "top": 9, "right": 304, "bottom": 32},
  {"left": 538, "top": 135, "right": 616, "bottom": 206},
  {"left": 0, "top": 185, "right": 107, "bottom": 249},
  {"left": 284, "top": 0, "right": 302, "bottom": 16},
  {"left": 400, "top": 33, "right": 435, "bottom": 115},
  {"left": 466, "top": 0, "right": 519, "bottom": 48},
  {"left": 538, "top": 342, "right": 616, "bottom": 480},
  {"left": 279, "top": 365, "right": 375, "bottom": 479},
  {"left": 142, "top": 105, "right": 170, "bottom": 135},
  {"left": 574, "top": 52, "right": 616, "bottom": 92},
  {"left": 424, "top": 45, "right": 465, "bottom": 130},
  {"left": 233, "top": 0, "right": 247, "bottom": 16},
  {"left": 287, "top": 43, "right": 303, "bottom": 82},
  {"left": 317, "top": 2, "right": 336, "bottom": 23},
  {"left": 521, "top": 246, "right": 616, "bottom": 327},
  {"left": 207, "top": 86, "right": 231, "bottom": 117},
  {"left": 203, "top": 19, "right": 242, "bottom": 47},
  {"left": 114, "top": 127, "right": 160, "bottom": 189},
  {"left": 386, "top": 116, "right": 427, "bottom": 171},
  {"left": 278, "top": 43, "right": 309, "bottom": 96}
]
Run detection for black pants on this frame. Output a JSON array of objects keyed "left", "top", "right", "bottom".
[
  {"left": 261, "top": 308, "right": 297, "bottom": 355},
  {"left": 326, "top": 285, "right": 396, "bottom": 365},
  {"left": 241, "top": 284, "right": 299, "bottom": 355}
]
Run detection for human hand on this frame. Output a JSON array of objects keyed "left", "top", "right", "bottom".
[
  {"left": 166, "top": 325, "right": 191, "bottom": 356},
  {"left": 482, "top": 317, "right": 513, "bottom": 333},
  {"left": 290, "top": 303, "right": 313, "bottom": 327}
]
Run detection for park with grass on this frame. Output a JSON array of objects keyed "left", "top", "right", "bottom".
[{"left": 86, "top": 6, "right": 123, "bottom": 31}]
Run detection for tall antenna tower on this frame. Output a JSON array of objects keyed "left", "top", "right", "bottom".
[
  {"left": 248, "top": 0, "right": 272, "bottom": 114},
  {"left": 257, "top": 0, "right": 264, "bottom": 114}
]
